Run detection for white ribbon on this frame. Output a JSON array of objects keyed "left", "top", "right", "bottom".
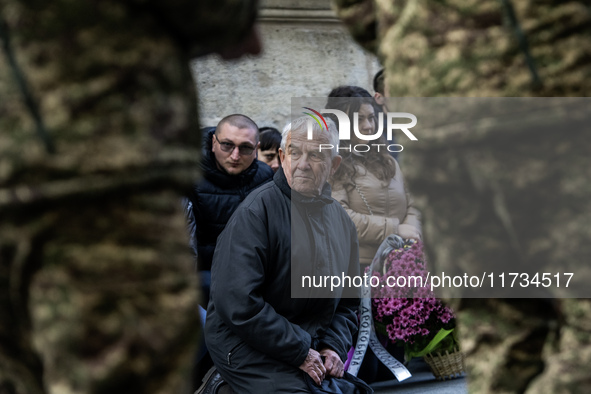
[{"left": 347, "top": 235, "right": 411, "bottom": 382}]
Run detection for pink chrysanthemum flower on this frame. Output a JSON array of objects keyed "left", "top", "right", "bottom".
[{"left": 371, "top": 240, "right": 456, "bottom": 351}]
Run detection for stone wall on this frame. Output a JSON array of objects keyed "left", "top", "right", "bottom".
[{"left": 191, "top": 0, "right": 380, "bottom": 129}]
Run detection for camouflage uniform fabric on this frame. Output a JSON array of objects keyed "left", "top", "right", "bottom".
[
  {"left": 0, "top": 1, "right": 258, "bottom": 393},
  {"left": 332, "top": 0, "right": 591, "bottom": 392}
]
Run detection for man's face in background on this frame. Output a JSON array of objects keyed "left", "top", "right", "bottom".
[{"left": 257, "top": 146, "right": 280, "bottom": 173}]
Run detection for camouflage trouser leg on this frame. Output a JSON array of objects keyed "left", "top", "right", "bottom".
[
  {"left": 456, "top": 298, "right": 559, "bottom": 394},
  {"left": 0, "top": 190, "right": 200, "bottom": 394},
  {"left": 526, "top": 299, "right": 591, "bottom": 394},
  {"left": 458, "top": 298, "right": 591, "bottom": 394}
]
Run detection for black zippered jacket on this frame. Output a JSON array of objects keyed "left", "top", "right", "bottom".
[
  {"left": 187, "top": 128, "right": 273, "bottom": 273},
  {"left": 205, "top": 168, "right": 360, "bottom": 370}
]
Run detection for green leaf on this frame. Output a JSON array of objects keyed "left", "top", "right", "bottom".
[
  {"left": 374, "top": 321, "right": 388, "bottom": 337},
  {"left": 406, "top": 328, "right": 454, "bottom": 360}
]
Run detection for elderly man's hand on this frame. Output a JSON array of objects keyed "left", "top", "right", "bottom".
[
  {"left": 320, "top": 348, "right": 344, "bottom": 378},
  {"left": 299, "top": 348, "right": 326, "bottom": 386}
]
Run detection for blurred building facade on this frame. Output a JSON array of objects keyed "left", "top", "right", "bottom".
[{"left": 192, "top": 0, "right": 380, "bottom": 129}]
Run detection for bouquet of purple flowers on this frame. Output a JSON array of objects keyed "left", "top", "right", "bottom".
[{"left": 370, "top": 240, "right": 458, "bottom": 362}]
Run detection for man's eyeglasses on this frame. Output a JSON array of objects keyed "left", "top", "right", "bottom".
[{"left": 214, "top": 134, "right": 255, "bottom": 155}]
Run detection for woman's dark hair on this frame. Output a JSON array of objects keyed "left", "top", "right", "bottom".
[
  {"left": 373, "top": 69, "right": 385, "bottom": 94},
  {"left": 325, "top": 86, "right": 396, "bottom": 185},
  {"left": 328, "top": 85, "right": 372, "bottom": 98},
  {"left": 258, "top": 127, "right": 281, "bottom": 151},
  {"left": 325, "top": 86, "right": 377, "bottom": 131}
]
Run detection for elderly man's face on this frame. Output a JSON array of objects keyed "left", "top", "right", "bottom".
[{"left": 279, "top": 131, "right": 341, "bottom": 197}]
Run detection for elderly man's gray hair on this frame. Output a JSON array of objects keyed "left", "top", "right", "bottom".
[{"left": 281, "top": 115, "right": 339, "bottom": 157}]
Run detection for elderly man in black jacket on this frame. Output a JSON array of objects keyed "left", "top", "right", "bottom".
[{"left": 205, "top": 116, "right": 361, "bottom": 392}]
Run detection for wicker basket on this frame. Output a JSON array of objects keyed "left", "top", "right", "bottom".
[{"left": 423, "top": 347, "right": 465, "bottom": 380}]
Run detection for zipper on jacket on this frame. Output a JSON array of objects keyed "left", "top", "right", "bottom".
[{"left": 227, "top": 342, "right": 245, "bottom": 367}]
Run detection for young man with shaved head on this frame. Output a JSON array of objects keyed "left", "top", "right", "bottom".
[
  {"left": 185, "top": 114, "right": 273, "bottom": 389},
  {"left": 187, "top": 113, "right": 273, "bottom": 304}
]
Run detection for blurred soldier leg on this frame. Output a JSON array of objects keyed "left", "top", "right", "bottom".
[
  {"left": 1, "top": 190, "right": 200, "bottom": 394},
  {"left": 332, "top": 1, "right": 591, "bottom": 393},
  {"left": 457, "top": 299, "right": 558, "bottom": 393},
  {"left": 0, "top": 0, "right": 261, "bottom": 392},
  {"left": 526, "top": 299, "right": 591, "bottom": 394}
]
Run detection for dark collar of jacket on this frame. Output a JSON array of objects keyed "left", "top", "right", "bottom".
[
  {"left": 201, "top": 128, "right": 260, "bottom": 189},
  {"left": 274, "top": 167, "right": 334, "bottom": 207},
  {"left": 303, "top": 372, "right": 373, "bottom": 394}
]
